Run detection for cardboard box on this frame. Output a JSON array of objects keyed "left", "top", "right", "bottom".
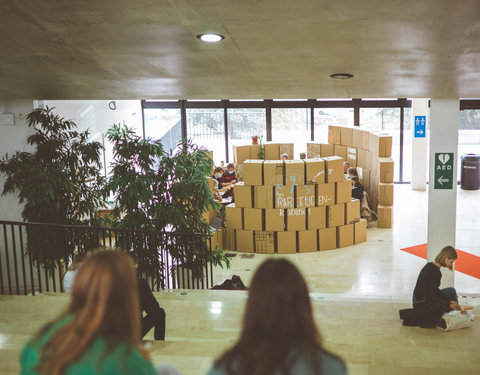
[
  {"left": 275, "top": 185, "right": 295, "bottom": 209},
  {"left": 334, "top": 144, "right": 347, "bottom": 160},
  {"left": 369, "top": 132, "right": 379, "bottom": 155},
  {"left": 298, "top": 230, "right": 318, "bottom": 252},
  {"left": 357, "top": 148, "right": 367, "bottom": 167},
  {"left": 307, "top": 206, "right": 326, "bottom": 230},
  {"left": 232, "top": 145, "right": 251, "bottom": 164},
  {"left": 340, "top": 127, "right": 353, "bottom": 146},
  {"left": 254, "top": 185, "right": 274, "bottom": 209},
  {"left": 243, "top": 160, "right": 264, "bottom": 185},
  {"left": 328, "top": 125, "right": 341, "bottom": 145},
  {"left": 304, "top": 158, "right": 325, "bottom": 184},
  {"left": 337, "top": 224, "right": 354, "bottom": 248},
  {"left": 286, "top": 207, "right": 306, "bottom": 231},
  {"left": 250, "top": 144, "right": 261, "bottom": 159},
  {"left": 345, "top": 199, "right": 361, "bottom": 224},
  {"left": 379, "top": 135, "right": 392, "bottom": 157},
  {"left": 306, "top": 143, "right": 321, "bottom": 158},
  {"left": 347, "top": 146, "right": 357, "bottom": 166},
  {"left": 263, "top": 160, "right": 284, "bottom": 186},
  {"left": 225, "top": 229, "right": 236, "bottom": 251},
  {"left": 361, "top": 130, "right": 370, "bottom": 150},
  {"left": 379, "top": 157, "right": 394, "bottom": 183},
  {"left": 318, "top": 227, "right": 336, "bottom": 251},
  {"left": 320, "top": 143, "right": 334, "bottom": 157},
  {"left": 285, "top": 160, "right": 305, "bottom": 185},
  {"left": 327, "top": 203, "right": 345, "bottom": 227},
  {"left": 317, "top": 183, "right": 335, "bottom": 207},
  {"left": 236, "top": 229, "right": 254, "bottom": 252},
  {"left": 234, "top": 183, "right": 253, "bottom": 208},
  {"left": 336, "top": 180, "right": 352, "bottom": 204},
  {"left": 255, "top": 231, "right": 275, "bottom": 254},
  {"left": 265, "top": 209, "right": 285, "bottom": 231},
  {"left": 225, "top": 204, "right": 243, "bottom": 229},
  {"left": 264, "top": 143, "right": 280, "bottom": 160},
  {"left": 201, "top": 206, "right": 219, "bottom": 225},
  {"left": 354, "top": 219, "right": 367, "bottom": 244},
  {"left": 243, "top": 208, "right": 264, "bottom": 231},
  {"left": 361, "top": 168, "right": 370, "bottom": 189},
  {"left": 296, "top": 185, "right": 316, "bottom": 208},
  {"left": 277, "top": 231, "right": 297, "bottom": 254},
  {"left": 377, "top": 205, "right": 393, "bottom": 228},
  {"left": 279, "top": 143, "right": 294, "bottom": 160},
  {"left": 379, "top": 183, "right": 394, "bottom": 206},
  {"left": 323, "top": 156, "right": 344, "bottom": 183},
  {"left": 352, "top": 129, "right": 363, "bottom": 149}
]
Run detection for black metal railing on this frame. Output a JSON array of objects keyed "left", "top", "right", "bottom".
[{"left": 0, "top": 220, "right": 213, "bottom": 295}]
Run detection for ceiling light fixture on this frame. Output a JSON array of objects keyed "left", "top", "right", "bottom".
[
  {"left": 197, "top": 33, "right": 225, "bottom": 43},
  {"left": 330, "top": 73, "right": 354, "bottom": 80}
]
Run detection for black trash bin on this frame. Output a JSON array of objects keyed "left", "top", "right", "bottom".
[{"left": 460, "top": 154, "right": 480, "bottom": 190}]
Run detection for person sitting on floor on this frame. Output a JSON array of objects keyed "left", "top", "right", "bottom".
[
  {"left": 207, "top": 258, "right": 348, "bottom": 375},
  {"left": 20, "top": 251, "right": 158, "bottom": 375},
  {"left": 399, "top": 246, "right": 461, "bottom": 328}
]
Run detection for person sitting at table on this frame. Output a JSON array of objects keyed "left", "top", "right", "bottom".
[{"left": 351, "top": 176, "right": 364, "bottom": 201}]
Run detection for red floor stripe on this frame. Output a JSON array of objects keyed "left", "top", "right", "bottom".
[{"left": 400, "top": 244, "right": 480, "bottom": 279}]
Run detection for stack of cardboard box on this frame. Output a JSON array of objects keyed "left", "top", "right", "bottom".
[
  {"left": 224, "top": 157, "right": 367, "bottom": 253},
  {"left": 307, "top": 126, "right": 393, "bottom": 228}
]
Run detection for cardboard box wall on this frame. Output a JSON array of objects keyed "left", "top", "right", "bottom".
[
  {"left": 324, "top": 156, "right": 344, "bottom": 183},
  {"left": 347, "top": 146, "right": 357, "bottom": 167},
  {"left": 243, "top": 160, "right": 264, "bottom": 185},
  {"left": 275, "top": 185, "right": 295, "bottom": 209},
  {"left": 354, "top": 219, "right": 367, "bottom": 244},
  {"left": 264, "top": 143, "right": 280, "bottom": 160},
  {"left": 345, "top": 199, "right": 361, "bottom": 224},
  {"left": 377, "top": 205, "right": 393, "bottom": 228},
  {"left": 328, "top": 125, "right": 342, "bottom": 145},
  {"left": 337, "top": 224, "right": 354, "bottom": 248},
  {"left": 319, "top": 227, "right": 336, "bottom": 250},
  {"left": 279, "top": 143, "right": 294, "bottom": 160},
  {"left": 225, "top": 229, "right": 236, "bottom": 251},
  {"left": 352, "top": 129, "right": 363, "bottom": 149},
  {"left": 320, "top": 143, "right": 335, "bottom": 157},
  {"left": 327, "top": 204, "right": 345, "bottom": 227},
  {"left": 225, "top": 204, "right": 243, "bottom": 229},
  {"left": 250, "top": 144, "right": 261, "bottom": 159},
  {"left": 340, "top": 127, "right": 354, "bottom": 147},
  {"left": 379, "top": 158, "right": 394, "bottom": 183},
  {"left": 265, "top": 209, "right": 285, "bottom": 231},
  {"left": 298, "top": 230, "right": 318, "bottom": 252},
  {"left": 307, "top": 143, "right": 321, "bottom": 158},
  {"left": 277, "top": 231, "right": 297, "bottom": 254},
  {"left": 233, "top": 145, "right": 251, "bottom": 164},
  {"left": 236, "top": 229, "right": 254, "bottom": 252},
  {"left": 285, "top": 160, "right": 305, "bottom": 185},
  {"left": 264, "top": 160, "right": 284, "bottom": 186},
  {"left": 336, "top": 180, "right": 352, "bottom": 204},
  {"left": 379, "top": 183, "right": 394, "bottom": 206},
  {"left": 286, "top": 208, "right": 306, "bottom": 231},
  {"left": 317, "top": 183, "right": 335, "bottom": 207},
  {"left": 304, "top": 159, "right": 325, "bottom": 184},
  {"left": 334, "top": 144, "right": 347, "bottom": 160},
  {"left": 234, "top": 183, "right": 253, "bottom": 208},
  {"left": 307, "top": 206, "right": 326, "bottom": 230},
  {"left": 255, "top": 231, "right": 275, "bottom": 254},
  {"left": 296, "top": 185, "right": 316, "bottom": 208},
  {"left": 243, "top": 208, "right": 264, "bottom": 231},
  {"left": 254, "top": 185, "right": 274, "bottom": 209}
]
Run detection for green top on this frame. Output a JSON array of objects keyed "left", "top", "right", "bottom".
[{"left": 20, "top": 315, "right": 156, "bottom": 375}]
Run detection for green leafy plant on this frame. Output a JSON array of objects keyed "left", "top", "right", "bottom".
[
  {"left": 257, "top": 135, "right": 265, "bottom": 160},
  {"left": 105, "top": 124, "right": 229, "bottom": 284},
  {"left": 0, "top": 107, "right": 106, "bottom": 270}
]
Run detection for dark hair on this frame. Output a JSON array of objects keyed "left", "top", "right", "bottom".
[
  {"left": 226, "top": 163, "right": 235, "bottom": 170},
  {"left": 351, "top": 176, "right": 359, "bottom": 184},
  {"left": 347, "top": 167, "right": 358, "bottom": 177},
  {"left": 214, "top": 259, "right": 344, "bottom": 375},
  {"left": 214, "top": 167, "right": 224, "bottom": 173}
]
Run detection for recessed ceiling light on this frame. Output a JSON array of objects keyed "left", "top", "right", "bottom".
[
  {"left": 197, "top": 33, "right": 225, "bottom": 43},
  {"left": 330, "top": 73, "right": 354, "bottom": 80}
]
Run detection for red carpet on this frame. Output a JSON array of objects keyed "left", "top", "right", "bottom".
[{"left": 401, "top": 244, "right": 480, "bottom": 279}]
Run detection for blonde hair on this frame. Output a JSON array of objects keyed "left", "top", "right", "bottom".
[
  {"left": 435, "top": 245, "right": 457, "bottom": 270},
  {"left": 34, "top": 250, "right": 146, "bottom": 375}
]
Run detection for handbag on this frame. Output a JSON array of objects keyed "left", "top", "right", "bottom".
[{"left": 439, "top": 310, "right": 474, "bottom": 331}]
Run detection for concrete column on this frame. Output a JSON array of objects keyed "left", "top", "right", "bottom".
[
  {"left": 411, "top": 99, "right": 429, "bottom": 190},
  {"left": 427, "top": 99, "right": 459, "bottom": 287}
]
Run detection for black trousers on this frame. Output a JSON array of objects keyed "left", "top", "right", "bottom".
[{"left": 141, "top": 307, "right": 166, "bottom": 340}]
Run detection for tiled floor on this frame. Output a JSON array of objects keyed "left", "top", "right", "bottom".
[{"left": 1, "top": 185, "right": 480, "bottom": 375}]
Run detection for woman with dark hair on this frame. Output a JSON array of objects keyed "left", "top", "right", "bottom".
[
  {"left": 400, "top": 246, "right": 462, "bottom": 327},
  {"left": 20, "top": 251, "right": 156, "bottom": 375},
  {"left": 207, "top": 258, "right": 348, "bottom": 375}
]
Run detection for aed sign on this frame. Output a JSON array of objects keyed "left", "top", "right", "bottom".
[
  {"left": 414, "top": 116, "right": 426, "bottom": 138},
  {"left": 434, "top": 153, "right": 454, "bottom": 189}
]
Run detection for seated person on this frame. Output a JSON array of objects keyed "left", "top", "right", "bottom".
[
  {"left": 347, "top": 167, "right": 358, "bottom": 179},
  {"left": 212, "top": 178, "right": 232, "bottom": 202},
  {"left": 343, "top": 161, "right": 350, "bottom": 176},
  {"left": 351, "top": 176, "right": 364, "bottom": 201},
  {"left": 221, "top": 163, "right": 237, "bottom": 197},
  {"left": 281, "top": 153, "right": 289, "bottom": 161},
  {"left": 212, "top": 167, "right": 225, "bottom": 187}
]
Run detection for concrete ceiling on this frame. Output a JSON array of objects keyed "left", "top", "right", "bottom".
[{"left": 1, "top": 0, "right": 480, "bottom": 100}]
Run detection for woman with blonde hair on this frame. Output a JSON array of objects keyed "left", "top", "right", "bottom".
[
  {"left": 20, "top": 251, "right": 156, "bottom": 375},
  {"left": 400, "top": 245, "right": 461, "bottom": 327},
  {"left": 207, "top": 258, "right": 347, "bottom": 375}
]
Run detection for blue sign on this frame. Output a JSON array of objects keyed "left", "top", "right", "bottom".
[{"left": 414, "top": 116, "right": 426, "bottom": 138}]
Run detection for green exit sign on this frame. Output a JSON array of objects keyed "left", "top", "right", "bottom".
[{"left": 434, "top": 153, "right": 454, "bottom": 189}]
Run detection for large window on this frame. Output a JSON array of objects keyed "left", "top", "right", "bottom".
[
  {"left": 314, "top": 108, "right": 353, "bottom": 143},
  {"left": 227, "top": 108, "right": 266, "bottom": 162},
  {"left": 144, "top": 108, "right": 182, "bottom": 153},
  {"left": 272, "top": 108, "right": 310, "bottom": 158},
  {"left": 458, "top": 109, "right": 480, "bottom": 180},
  {"left": 186, "top": 108, "right": 225, "bottom": 165}
]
